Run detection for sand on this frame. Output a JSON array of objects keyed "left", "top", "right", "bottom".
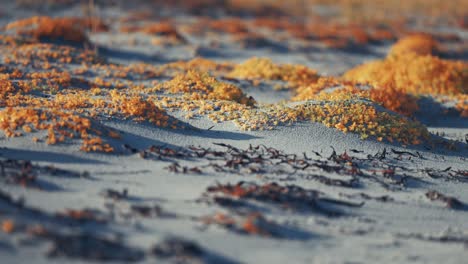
[{"left": 0, "top": 1, "right": 467, "bottom": 264}]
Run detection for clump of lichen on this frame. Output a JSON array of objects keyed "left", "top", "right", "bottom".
[
  {"left": 0, "top": 107, "right": 115, "bottom": 152},
  {"left": 228, "top": 57, "right": 320, "bottom": 88},
  {"left": 120, "top": 21, "right": 186, "bottom": 44},
  {"left": 338, "top": 38, "right": 467, "bottom": 120},
  {"left": 5, "top": 16, "right": 107, "bottom": 45},
  {"left": 388, "top": 33, "right": 439, "bottom": 56},
  {"left": 343, "top": 53, "right": 468, "bottom": 96},
  {"left": 293, "top": 78, "right": 419, "bottom": 116},
  {"left": 162, "top": 70, "right": 255, "bottom": 105},
  {"left": 162, "top": 57, "right": 234, "bottom": 76},
  {"left": 295, "top": 101, "right": 429, "bottom": 145}
]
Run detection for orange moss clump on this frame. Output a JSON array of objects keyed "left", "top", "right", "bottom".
[
  {"left": 70, "top": 17, "right": 109, "bottom": 32},
  {"left": 5, "top": 43, "right": 103, "bottom": 65},
  {"left": 294, "top": 80, "right": 419, "bottom": 116},
  {"left": 120, "top": 22, "right": 186, "bottom": 44},
  {"left": 207, "top": 18, "right": 249, "bottom": 34},
  {"left": 0, "top": 107, "right": 113, "bottom": 152},
  {"left": 308, "top": 0, "right": 467, "bottom": 26},
  {"left": 295, "top": 101, "right": 429, "bottom": 145},
  {"left": 1, "top": 219, "right": 15, "bottom": 234},
  {"left": 367, "top": 86, "right": 419, "bottom": 116},
  {"left": 26, "top": 70, "right": 73, "bottom": 91},
  {"left": 343, "top": 53, "right": 468, "bottom": 96},
  {"left": 163, "top": 70, "right": 255, "bottom": 105},
  {"left": 109, "top": 91, "right": 175, "bottom": 128},
  {"left": 4, "top": 16, "right": 101, "bottom": 44},
  {"left": 204, "top": 96, "right": 429, "bottom": 144},
  {"left": 0, "top": 80, "right": 31, "bottom": 103},
  {"left": 6, "top": 16, "right": 108, "bottom": 32},
  {"left": 163, "top": 57, "right": 234, "bottom": 74},
  {"left": 80, "top": 137, "right": 113, "bottom": 153},
  {"left": 389, "top": 33, "right": 439, "bottom": 56},
  {"left": 228, "top": 57, "right": 319, "bottom": 88},
  {"left": 293, "top": 77, "right": 344, "bottom": 99}
]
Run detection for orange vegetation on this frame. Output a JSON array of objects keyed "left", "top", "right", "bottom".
[
  {"left": 308, "top": 0, "right": 467, "bottom": 25},
  {"left": 389, "top": 33, "right": 439, "bottom": 56},
  {"left": 120, "top": 22, "right": 186, "bottom": 44},
  {"left": 2, "top": 220, "right": 15, "bottom": 234},
  {"left": 228, "top": 57, "right": 320, "bottom": 88},
  {"left": 1, "top": 9, "right": 453, "bottom": 149},
  {"left": 109, "top": 91, "right": 174, "bottom": 127},
  {"left": 5, "top": 16, "right": 108, "bottom": 44},
  {"left": 164, "top": 57, "right": 234, "bottom": 74},
  {"left": 202, "top": 212, "right": 276, "bottom": 237},
  {"left": 344, "top": 53, "right": 468, "bottom": 96},
  {"left": 162, "top": 70, "right": 255, "bottom": 105},
  {"left": 206, "top": 18, "right": 249, "bottom": 34},
  {"left": 295, "top": 102, "right": 429, "bottom": 145},
  {"left": 294, "top": 78, "right": 419, "bottom": 116},
  {"left": 0, "top": 107, "right": 113, "bottom": 152}
]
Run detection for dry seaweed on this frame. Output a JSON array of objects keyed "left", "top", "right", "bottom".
[
  {"left": 37, "top": 231, "right": 145, "bottom": 262},
  {"left": 205, "top": 182, "right": 363, "bottom": 217},
  {"left": 425, "top": 190, "right": 466, "bottom": 210},
  {"left": 0, "top": 158, "right": 88, "bottom": 190}
]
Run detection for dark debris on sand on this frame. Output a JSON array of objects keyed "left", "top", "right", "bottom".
[
  {"left": 41, "top": 231, "right": 145, "bottom": 262},
  {"left": 205, "top": 181, "right": 363, "bottom": 217},
  {"left": 128, "top": 143, "right": 464, "bottom": 191},
  {"left": 425, "top": 190, "right": 467, "bottom": 210},
  {"left": 0, "top": 158, "right": 89, "bottom": 190}
]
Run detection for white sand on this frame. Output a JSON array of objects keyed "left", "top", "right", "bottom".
[{"left": 0, "top": 1, "right": 467, "bottom": 264}]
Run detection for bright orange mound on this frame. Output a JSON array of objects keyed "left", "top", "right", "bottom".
[
  {"left": 388, "top": 33, "right": 439, "bottom": 56},
  {"left": 163, "top": 57, "right": 234, "bottom": 74},
  {"left": 109, "top": 91, "right": 174, "bottom": 128},
  {"left": 120, "top": 22, "right": 186, "bottom": 44},
  {"left": 343, "top": 53, "right": 468, "bottom": 96},
  {"left": 307, "top": 0, "right": 467, "bottom": 25},
  {"left": 163, "top": 70, "right": 255, "bottom": 105},
  {"left": 367, "top": 86, "right": 419, "bottom": 117},
  {"left": 205, "top": 18, "right": 249, "bottom": 34},
  {"left": 228, "top": 57, "right": 320, "bottom": 88},
  {"left": 5, "top": 16, "right": 107, "bottom": 44},
  {"left": 0, "top": 107, "right": 114, "bottom": 152},
  {"left": 293, "top": 79, "right": 419, "bottom": 116},
  {"left": 295, "top": 101, "right": 429, "bottom": 145}
]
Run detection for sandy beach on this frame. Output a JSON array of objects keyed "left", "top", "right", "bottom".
[{"left": 0, "top": 1, "right": 467, "bottom": 263}]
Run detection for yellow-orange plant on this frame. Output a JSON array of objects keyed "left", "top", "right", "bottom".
[
  {"left": 228, "top": 57, "right": 319, "bottom": 88},
  {"left": 5, "top": 16, "right": 97, "bottom": 44},
  {"left": 120, "top": 22, "right": 186, "bottom": 43},
  {"left": 293, "top": 78, "right": 419, "bottom": 116},
  {"left": 163, "top": 70, "right": 255, "bottom": 105},
  {"left": 0, "top": 107, "right": 113, "bottom": 152},
  {"left": 388, "top": 33, "right": 439, "bottom": 56},
  {"left": 344, "top": 53, "right": 468, "bottom": 96}
]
